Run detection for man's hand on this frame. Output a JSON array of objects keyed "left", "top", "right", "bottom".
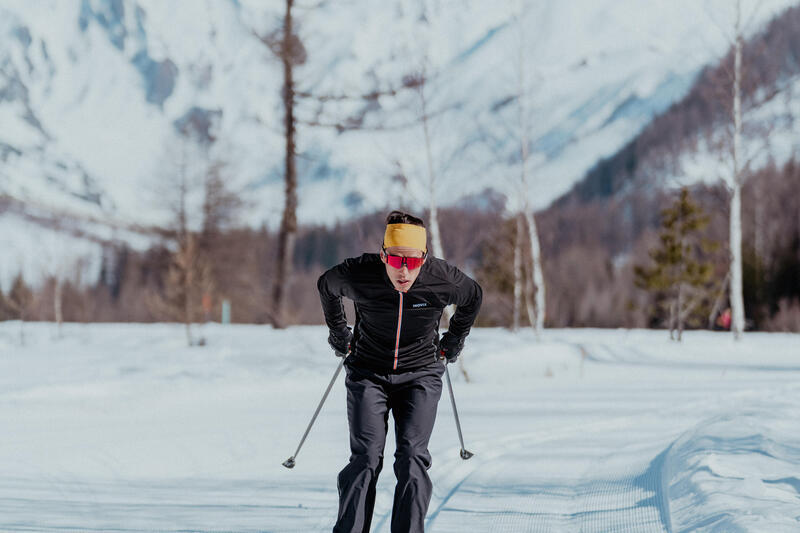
[
  {"left": 438, "top": 332, "right": 464, "bottom": 364},
  {"left": 328, "top": 327, "right": 353, "bottom": 357}
]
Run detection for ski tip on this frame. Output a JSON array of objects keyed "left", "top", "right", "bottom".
[
  {"left": 283, "top": 457, "right": 296, "bottom": 469},
  {"left": 460, "top": 449, "right": 474, "bottom": 460}
]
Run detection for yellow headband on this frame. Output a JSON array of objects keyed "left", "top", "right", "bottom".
[{"left": 384, "top": 223, "right": 427, "bottom": 253}]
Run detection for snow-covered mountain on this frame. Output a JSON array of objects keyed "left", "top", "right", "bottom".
[
  {"left": 0, "top": 0, "right": 796, "bottom": 287},
  {"left": 558, "top": 2, "right": 800, "bottom": 207}
]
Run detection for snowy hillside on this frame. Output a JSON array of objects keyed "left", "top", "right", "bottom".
[
  {"left": 0, "top": 322, "right": 798, "bottom": 531},
  {"left": 2, "top": 0, "right": 797, "bottom": 224},
  {"left": 2, "top": 0, "right": 798, "bottom": 289},
  {"left": 561, "top": 2, "right": 800, "bottom": 205}
]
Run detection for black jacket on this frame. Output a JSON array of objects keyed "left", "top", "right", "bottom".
[{"left": 317, "top": 253, "right": 482, "bottom": 373}]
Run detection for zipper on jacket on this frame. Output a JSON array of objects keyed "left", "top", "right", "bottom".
[{"left": 393, "top": 292, "right": 403, "bottom": 370}]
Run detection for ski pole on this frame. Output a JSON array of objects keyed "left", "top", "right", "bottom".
[
  {"left": 444, "top": 362, "right": 474, "bottom": 460},
  {"left": 283, "top": 355, "right": 345, "bottom": 469}
]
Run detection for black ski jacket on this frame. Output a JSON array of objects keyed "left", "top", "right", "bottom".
[{"left": 317, "top": 253, "right": 482, "bottom": 373}]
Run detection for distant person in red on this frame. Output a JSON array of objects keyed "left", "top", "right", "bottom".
[
  {"left": 317, "top": 210, "right": 482, "bottom": 532},
  {"left": 717, "top": 308, "right": 732, "bottom": 330}
]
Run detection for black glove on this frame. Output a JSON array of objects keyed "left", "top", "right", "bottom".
[
  {"left": 328, "top": 327, "right": 353, "bottom": 357},
  {"left": 438, "top": 332, "right": 464, "bottom": 364}
]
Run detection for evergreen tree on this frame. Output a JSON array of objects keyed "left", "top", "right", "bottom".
[
  {"left": 7, "top": 273, "right": 33, "bottom": 321},
  {"left": 634, "top": 188, "right": 720, "bottom": 340}
]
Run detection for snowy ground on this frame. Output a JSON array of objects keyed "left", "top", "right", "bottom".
[{"left": 0, "top": 322, "right": 798, "bottom": 532}]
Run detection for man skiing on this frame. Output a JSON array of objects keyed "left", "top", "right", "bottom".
[{"left": 317, "top": 210, "right": 482, "bottom": 533}]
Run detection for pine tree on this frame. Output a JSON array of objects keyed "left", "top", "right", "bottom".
[{"left": 634, "top": 188, "right": 720, "bottom": 340}]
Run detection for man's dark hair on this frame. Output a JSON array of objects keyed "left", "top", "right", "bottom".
[{"left": 386, "top": 210, "right": 425, "bottom": 227}]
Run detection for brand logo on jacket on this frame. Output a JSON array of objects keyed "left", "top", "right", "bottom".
[{"left": 412, "top": 302, "right": 427, "bottom": 308}]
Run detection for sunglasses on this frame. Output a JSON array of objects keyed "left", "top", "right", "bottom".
[{"left": 382, "top": 248, "right": 426, "bottom": 270}]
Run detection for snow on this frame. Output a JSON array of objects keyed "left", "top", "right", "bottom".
[
  {"left": 666, "top": 73, "right": 800, "bottom": 193},
  {"left": 0, "top": 213, "right": 104, "bottom": 292},
  {"left": 2, "top": 0, "right": 800, "bottom": 290},
  {"left": 2, "top": 0, "right": 798, "bottom": 233},
  {"left": 0, "top": 322, "right": 798, "bottom": 531}
]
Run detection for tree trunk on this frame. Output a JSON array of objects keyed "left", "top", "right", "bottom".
[
  {"left": 523, "top": 262, "right": 536, "bottom": 330},
  {"left": 729, "top": 3, "right": 746, "bottom": 340},
  {"left": 730, "top": 181, "right": 745, "bottom": 338},
  {"left": 273, "top": 0, "right": 298, "bottom": 329},
  {"left": 423, "top": 109, "right": 444, "bottom": 260},
  {"left": 512, "top": 214, "right": 523, "bottom": 331},
  {"left": 184, "top": 241, "right": 193, "bottom": 347},
  {"left": 54, "top": 278, "right": 63, "bottom": 338},
  {"left": 184, "top": 322, "right": 192, "bottom": 347},
  {"left": 669, "top": 298, "right": 677, "bottom": 340},
  {"left": 677, "top": 282, "right": 684, "bottom": 341},
  {"left": 516, "top": 1, "right": 545, "bottom": 338},
  {"left": 418, "top": 72, "right": 455, "bottom": 330},
  {"left": 525, "top": 209, "right": 546, "bottom": 334}
]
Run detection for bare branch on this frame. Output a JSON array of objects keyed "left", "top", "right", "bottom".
[
  {"left": 703, "top": 0, "right": 736, "bottom": 45},
  {"left": 299, "top": 102, "right": 459, "bottom": 132},
  {"left": 296, "top": 88, "right": 399, "bottom": 102}
]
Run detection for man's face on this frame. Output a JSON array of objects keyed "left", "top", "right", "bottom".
[{"left": 381, "top": 246, "right": 426, "bottom": 292}]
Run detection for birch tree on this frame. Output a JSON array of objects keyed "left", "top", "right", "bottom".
[
  {"left": 728, "top": 0, "right": 747, "bottom": 339},
  {"left": 706, "top": 0, "right": 760, "bottom": 339},
  {"left": 397, "top": 68, "right": 448, "bottom": 261},
  {"left": 514, "top": 0, "right": 546, "bottom": 336},
  {"left": 512, "top": 214, "right": 523, "bottom": 330},
  {"left": 698, "top": 0, "right": 795, "bottom": 338}
]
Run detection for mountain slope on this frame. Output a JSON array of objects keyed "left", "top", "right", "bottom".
[
  {"left": 557, "top": 2, "right": 800, "bottom": 206},
  {"left": 1, "top": 0, "right": 797, "bottom": 288}
]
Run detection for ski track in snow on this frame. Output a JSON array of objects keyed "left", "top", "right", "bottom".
[
  {"left": 387, "top": 341, "right": 797, "bottom": 533},
  {"left": 0, "top": 324, "right": 799, "bottom": 532}
]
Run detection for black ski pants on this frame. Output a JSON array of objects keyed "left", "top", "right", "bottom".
[{"left": 333, "top": 359, "right": 445, "bottom": 533}]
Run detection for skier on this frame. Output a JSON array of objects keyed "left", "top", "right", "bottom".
[{"left": 317, "top": 210, "right": 482, "bottom": 533}]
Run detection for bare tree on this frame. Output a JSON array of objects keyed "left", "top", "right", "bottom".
[
  {"left": 252, "top": 1, "right": 414, "bottom": 327},
  {"left": 148, "top": 142, "right": 213, "bottom": 346},
  {"left": 388, "top": 66, "right": 464, "bottom": 337},
  {"left": 201, "top": 161, "right": 244, "bottom": 238},
  {"left": 512, "top": 214, "right": 524, "bottom": 330},
  {"left": 706, "top": 0, "right": 762, "bottom": 339},
  {"left": 150, "top": 233, "right": 214, "bottom": 346},
  {"left": 394, "top": 67, "right": 448, "bottom": 260},
  {"left": 199, "top": 160, "right": 245, "bottom": 322},
  {"left": 413, "top": 67, "right": 445, "bottom": 262},
  {"left": 386, "top": 3, "right": 475, "bottom": 269},
  {"left": 514, "top": 0, "right": 546, "bottom": 336},
  {"left": 254, "top": 0, "right": 306, "bottom": 328},
  {"left": 5, "top": 272, "right": 33, "bottom": 345},
  {"left": 40, "top": 243, "right": 88, "bottom": 338},
  {"left": 728, "top": 0, "right": 747, "bottom": 339}
]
